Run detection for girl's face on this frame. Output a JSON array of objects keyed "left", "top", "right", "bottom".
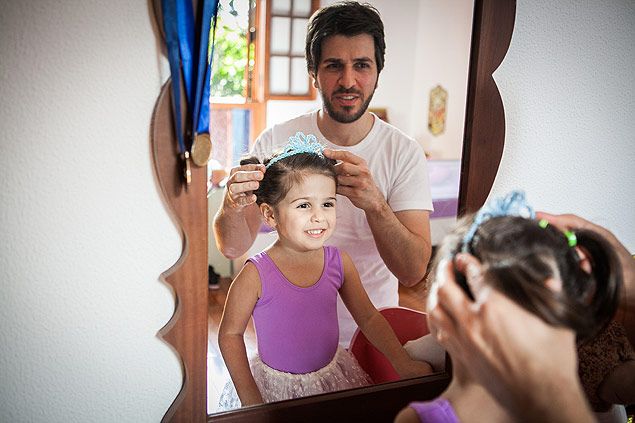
[{"left": 264, "top": 173, "right": 337, "bottom": 252}]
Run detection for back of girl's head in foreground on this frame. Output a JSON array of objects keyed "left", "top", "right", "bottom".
[
  {"left": 240, "top": 152, "right": 337, "bottom": 208},
  {"left": 432, "top": 214, "right": 622, "bottom": 344}
]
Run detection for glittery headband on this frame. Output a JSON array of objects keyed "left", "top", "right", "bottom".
[
  {"left": 266, "top": 132, "right": 325, "bottom": 169},
  {"left": 462, "top": 190, "right": 535, "bottom": 253},
  {"left": 461, "top": 190, "right": 578, "bottom": 253}
]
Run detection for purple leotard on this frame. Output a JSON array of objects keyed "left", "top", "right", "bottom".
[
  {"left": 249, "top": 246, "right": 343, "bottom": 374},
  {"left": 408, "top": 398, "right": 460, "bottom": 423}
]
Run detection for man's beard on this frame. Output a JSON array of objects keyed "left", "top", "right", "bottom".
[{"left": 320, "top": 88, "right": 375, "bottom": 124}]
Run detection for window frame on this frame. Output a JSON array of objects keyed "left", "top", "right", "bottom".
[{"left": 264, "top": 0, "right": 319, "bottom": 100}]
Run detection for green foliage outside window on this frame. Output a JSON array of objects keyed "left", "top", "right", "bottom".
[{"left": 210, "top": 2, "right": 248, "bottom": 100}]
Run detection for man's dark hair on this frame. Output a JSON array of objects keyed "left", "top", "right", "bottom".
[{"left": 305, "top": 1, "right": 386, "bottom": 76}]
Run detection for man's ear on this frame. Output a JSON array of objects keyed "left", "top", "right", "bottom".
[
  {"left": 311, "top": 72, "right": 318, "bottom": 89},
  {"left": 260, "top": 203, "right": 276, "bottom": 227}
]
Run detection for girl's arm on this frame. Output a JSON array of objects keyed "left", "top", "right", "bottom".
[
  {"left": 218, "top": 262, "right": 263, "bottom": 406},
  {"left": 338, "top": 251, "right": 433, "bottom": 379}
]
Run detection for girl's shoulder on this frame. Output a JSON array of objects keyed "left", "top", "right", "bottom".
[
  {"left": 335, "top": 248, "right": 359, "bottom": 277},
  {"left": 233, "top": 260, "right": 263, "bottom": 299},
  {"left": 334, "top": 247, "right": 352, "bottom": 265}
]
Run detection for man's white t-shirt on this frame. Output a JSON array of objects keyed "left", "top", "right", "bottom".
[{"left": 252, "top": 110, "right": 433, "bottom": 347}]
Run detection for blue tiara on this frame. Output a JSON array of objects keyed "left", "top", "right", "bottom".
[
  {"left": 266, "top": 132, "right": 325, "bottom": 169},
  {"left": 462, "top": 190, "right": 535, "bottom": 253}
]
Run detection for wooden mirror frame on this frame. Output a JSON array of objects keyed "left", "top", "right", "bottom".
[{"left": 151, "top": 0, "right": 515, "bottom": 421}]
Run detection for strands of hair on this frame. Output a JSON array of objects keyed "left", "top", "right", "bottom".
[{"left": 432, "top": 215, "right": 622, "bottom": 344}]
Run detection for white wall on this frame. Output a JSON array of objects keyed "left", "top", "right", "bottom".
[
  {"left": 267, "top": 0, "right": 474, "bottom": 160},
  {"left": 491, "top": 0, "right": 635, "bottom": 252},
  {"left": 0, "top": 1, "right": 182, "bottom": 422},
  {"left": 409, "top": 0, "right": 474, "bottom": 159}
]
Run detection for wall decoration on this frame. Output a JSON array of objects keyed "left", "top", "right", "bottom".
[
  {"left": 428, "top": 85, "right": 447, "bottom": 136},
  {"left": 369, "top": 108, "right": 389, "bottom": 123}
]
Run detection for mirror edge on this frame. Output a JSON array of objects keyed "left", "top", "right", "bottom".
[{"left": 150, "top": 0, "right": 516, "bottom": 420}]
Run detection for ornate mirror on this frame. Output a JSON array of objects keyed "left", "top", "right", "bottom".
[{"left": 151, "top": 0, "right": 516, "bottom": 421}]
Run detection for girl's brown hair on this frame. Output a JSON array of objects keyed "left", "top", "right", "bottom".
[
  {"left": 240, "top": 151, "right": 337, "bottom": 208},
  {"left": 432, "top": 215, "right": 622, "bottom": 344}
]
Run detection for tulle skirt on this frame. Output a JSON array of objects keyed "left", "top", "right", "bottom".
[{"left": 218, "top": 346, "right": 372, "bottom": 411}]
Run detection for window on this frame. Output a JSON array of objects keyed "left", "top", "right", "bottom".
[
  {"left": 208, "top": 0, "right": 318, "bottom": 186},
  {"left": 265, "top": 0, "right": 318, "bottom": 99}
]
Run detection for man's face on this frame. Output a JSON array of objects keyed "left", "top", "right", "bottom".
[{"left": 313, "top": 34, "right": 379, "bottom": 124}]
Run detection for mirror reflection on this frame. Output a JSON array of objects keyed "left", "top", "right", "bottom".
[{"left": 206, "top": 0, "right": 474, "bottom": 414}]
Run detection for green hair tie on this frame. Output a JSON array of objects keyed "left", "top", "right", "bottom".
[
  {"left": 564, "top": 230, "right": 577, "bottom": 247},
  {"left": 538, "top": 219, "right": 577, "bottom": 247}
]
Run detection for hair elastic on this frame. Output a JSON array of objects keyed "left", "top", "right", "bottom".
[
  {"left": 266, "top": 132, "right": 325, "bottom": 169},
  {"left": 564, "top": 230, "right": 577, "bottom": 247},
  {"left": 538, "top": 219, "right": 577, "bottom": 247}
]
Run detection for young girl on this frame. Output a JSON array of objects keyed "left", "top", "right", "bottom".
[
  {"left": 218, "top": 132, "right": 433, "bottom": 409},
  {"left": 395, "top": 191, "right": 623, "bottom": 423}
]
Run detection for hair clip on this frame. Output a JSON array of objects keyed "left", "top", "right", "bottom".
[
  {"left": 266, "top": 132, "right": 325, "bottom": 169},
  {"left": 462, "top": 190, "right": 535, "bottom": 253}
]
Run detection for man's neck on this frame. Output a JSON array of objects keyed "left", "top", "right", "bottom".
[{"left": 316, "top": 109, "right": 375, "bottom": 147}]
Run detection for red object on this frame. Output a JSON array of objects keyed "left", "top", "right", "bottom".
[{"left": 349, "top": 307, "right": 430, "bottom": 384}]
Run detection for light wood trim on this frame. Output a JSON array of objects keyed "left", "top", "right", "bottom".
[{"left": 151, "top": 80, "right": 208, "bottom": 423}]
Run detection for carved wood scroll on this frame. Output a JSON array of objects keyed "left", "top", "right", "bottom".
[{"left": 151, "top": 79, "right": 208, "bottom": 423}]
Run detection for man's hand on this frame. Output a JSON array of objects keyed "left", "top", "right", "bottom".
[
  {"left": 323, "top": 148, "right": 384, "bottom": 212},
  {"left": 223, "top": 163, "right": 266, "bottom": 211},
  {"left": 213, "top": 163, "right": 266, "bottom": 259}
]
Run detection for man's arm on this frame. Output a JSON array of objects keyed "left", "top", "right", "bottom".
[
  {"left": 213, "top": 163, "right": 265, "bottom": 259},
  {"left": 324, "top": 148, "right": 431, "bottom": 286},
  {"left": 366, "top": 207, "right": 431, "bottom": 287}
]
